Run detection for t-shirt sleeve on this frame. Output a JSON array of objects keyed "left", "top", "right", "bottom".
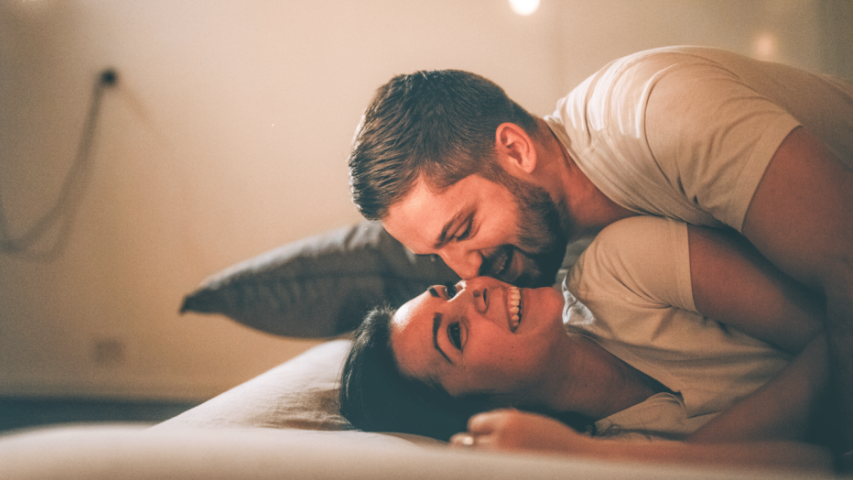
[
  {"left": 566, "top": 217, "right": 696, "bottom": 337},
  {"left": 641, "top": 58, "right": 800, "bottom": 231}
]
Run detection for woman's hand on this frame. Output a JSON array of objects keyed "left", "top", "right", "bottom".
[
  {"left": 449, "top": 409, "right": 833, "bottom": 472},
  {"left": 449, "top": 408, "right": 590, "bottom": 455}
]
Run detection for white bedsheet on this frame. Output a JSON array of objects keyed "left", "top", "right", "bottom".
[{"left": 0, "top": 424, "right": 835, "bottom": 480}]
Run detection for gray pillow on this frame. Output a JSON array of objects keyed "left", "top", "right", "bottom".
[{"left": 180, "top": 220, "right": 459, "bottom": 338}]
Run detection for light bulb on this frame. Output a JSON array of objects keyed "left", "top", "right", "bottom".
[{"left": 509, "top": 0, "right": 540, "bottom": 16}]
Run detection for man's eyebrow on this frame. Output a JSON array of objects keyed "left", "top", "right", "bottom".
[
  {"left": 433, "top": 210, "right": 469, "bottom": 249},
  {"left": 432, "top": 313, "right": 452, "bottom": 364}
]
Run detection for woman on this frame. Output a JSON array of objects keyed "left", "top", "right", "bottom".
[{"left": 340, "top": 217, "right": 837, "bottom": 471}]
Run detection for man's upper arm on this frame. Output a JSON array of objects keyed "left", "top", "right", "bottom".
[
  {"left": 742, "top": 127, "right": 853, "bottom": 292},
  {"left": 688, "top": 223, "right": 824, "bottom": 354}
]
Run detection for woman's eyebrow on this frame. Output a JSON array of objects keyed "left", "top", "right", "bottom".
[
  {"left": 432, "top": 313, "right": 452, "bottom": 364},
  {"left": 428, "top": 286, "right": 439, "bottom": 298}
]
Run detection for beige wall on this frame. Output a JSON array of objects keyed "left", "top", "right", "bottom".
[{"left": 0, "top": 0, "right": 848, "bottom": 401}]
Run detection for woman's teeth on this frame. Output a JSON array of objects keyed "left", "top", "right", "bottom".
[{"left": 508, "top": 286, "right": 522, "bottom": 332}]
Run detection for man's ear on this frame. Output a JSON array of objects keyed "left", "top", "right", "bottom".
[{"left": 494, "top": 122, "right": 538, "bottom": 175}]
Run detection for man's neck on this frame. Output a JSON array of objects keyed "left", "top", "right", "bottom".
[
  {"left": 565, "top": 158, "right": 637, "bottom": 238},
  {"left": 537, "top": 120, "right": 637, "bottom": 239}
]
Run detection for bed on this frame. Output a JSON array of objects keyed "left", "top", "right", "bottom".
[{"left": 0, "top": 221, "right": 841, "bottom": 479}]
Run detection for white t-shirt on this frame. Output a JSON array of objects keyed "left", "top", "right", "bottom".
[
  {"left": 546, "top": 46, "right": 853, "bottom": 231},
  {"left": 562, "top": 216, "right": 791, "bottom": 440}
]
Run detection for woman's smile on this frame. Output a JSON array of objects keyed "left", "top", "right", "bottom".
[
  {"left": 508, "top": 286, "right": 523, "bottom": 332},
  {"left": 390, "top": 277, "right": 567, "bottom": 399}
]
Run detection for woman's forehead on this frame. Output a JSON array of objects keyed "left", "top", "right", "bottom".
[
  {"left": 390, "top": 291, "right": 445, "bottom": 384},
  {"left": 391, "top": 289, "right": 430, "bottom": 331}
]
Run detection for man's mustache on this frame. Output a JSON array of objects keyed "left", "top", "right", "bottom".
[
  {"left": 479, "top": 245, "right": 513, "bottom": 280},
  {"left": 479, "top": 242, "right": 566, "bottom": 288}
]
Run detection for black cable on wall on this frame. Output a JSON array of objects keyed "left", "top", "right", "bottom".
[{"left": 0, "top": 68, "right": 117, "bottom": 261}]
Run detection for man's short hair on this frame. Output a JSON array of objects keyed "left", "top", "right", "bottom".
[{"left": 348, "top": 70, "right": 539, "bottom": 220}]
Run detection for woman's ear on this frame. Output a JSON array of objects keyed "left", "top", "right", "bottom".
[{"left": 494, "top": 123, "right": 538, "bottom": 175}]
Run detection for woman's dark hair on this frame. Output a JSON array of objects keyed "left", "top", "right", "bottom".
[
  {"left": 339, "top": 305, "right": 481, "bottom": 441},
  {"left": 339, "top": 305, "right": 596, "bottom": 441}
]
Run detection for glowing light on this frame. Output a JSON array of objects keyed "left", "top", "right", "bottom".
[
  {"left": 753, "top": 32, "right": 779, "bottom": 61},
  {"left": 509, "top": 0, "right": 540, "bottom": 16}
]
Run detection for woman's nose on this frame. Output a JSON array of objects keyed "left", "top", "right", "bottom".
[{"left": 462, "top": 279, "right": 488, "bottom": 313}]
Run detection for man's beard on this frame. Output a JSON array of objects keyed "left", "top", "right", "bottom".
[{"left": 479, "top": 176, "right": 570, "bottom": 288}]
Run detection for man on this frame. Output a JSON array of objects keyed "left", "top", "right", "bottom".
[{"left": 347, "top": 46, "right": 853, "bottom": 466}]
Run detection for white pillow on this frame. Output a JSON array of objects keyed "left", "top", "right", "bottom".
[
  {"left": 154, "top": 340, "right": 353, "bottom": 430},
  {"left": 153, "top": 340, "right": 441, "bottom": 446}
]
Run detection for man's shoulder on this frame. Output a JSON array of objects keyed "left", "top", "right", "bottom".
[
  {"left": 556, "top": 46, "right": 723, "bottom": 122},
  {"left": 608, "top": 45, "right": 736, "bottom": 69},
  {"left": 569, "top": 46, "right": 735, "bottom": 97}
]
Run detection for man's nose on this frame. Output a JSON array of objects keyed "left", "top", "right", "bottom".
[{"left": 439, "top": 245, "right": 482, "bottom": 279}]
